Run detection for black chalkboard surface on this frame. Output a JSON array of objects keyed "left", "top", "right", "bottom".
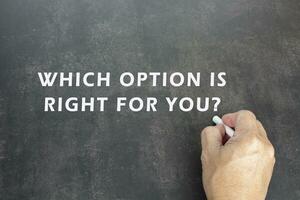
[{"left": 0, "top": 0, "right": 299, "bottom": 199}]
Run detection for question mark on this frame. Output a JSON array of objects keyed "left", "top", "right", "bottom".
[{"left": 212, "top": 97, "right": 221, "bottom": 111}]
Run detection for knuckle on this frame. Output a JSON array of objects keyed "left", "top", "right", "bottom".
[
  {"left": 272, "top": 157, "right": 276, "bottom": 165},
  {"left": 201, "top": 152, "right": 209, "bottom": 163},
  {"left": 256, "top": 120, "right": 262, "bottom": 126},
  {"left": 256, "top": 120, "right": 266, "bottom": 132},
  {"left": 201, "top": 126, "right": 214, "bottom": 137},
  {"left": 246, "top": 134, "right": 263, "bottom": 149},
  {"left": 266, "top": 143, "right": 275, "bottom": 159},
  {"left": 239, "top": 110, "right": 256, "bottom": 120}
]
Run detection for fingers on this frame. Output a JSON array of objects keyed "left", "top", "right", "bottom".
[
  {"left": 222, "top": 110, "right": 257, "bottom": 133},
  {"left": 256, "top": 120, "right": 267, "bottom": 138},
  {"left": 201, "top": 125, "right": 225, "bottom": 156},
  {"left": 202, "top": 110, "right": 270, "bottom": 155},
  {"left": 222, "top": 112, "right": 235, "bottom": 127}
]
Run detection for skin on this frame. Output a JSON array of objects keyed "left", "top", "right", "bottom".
[{"left": 201, "top": 110, "right": 275, "bottom": 200}]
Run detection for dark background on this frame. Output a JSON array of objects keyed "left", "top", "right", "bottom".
[{"left": 0, "top": 0, "right": 299, "bottom": 199}]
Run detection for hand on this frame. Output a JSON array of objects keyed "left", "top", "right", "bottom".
[{"left": 201, "top": 110, "right": 275, "bottom": 200}]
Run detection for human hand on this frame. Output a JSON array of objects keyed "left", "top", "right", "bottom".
[{"left": 201, "top": 110, "right": 275, "bottom": 200}]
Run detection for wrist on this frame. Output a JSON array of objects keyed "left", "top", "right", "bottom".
[{"left": 209, "top": 192, "right": 265, "bottom": 200}]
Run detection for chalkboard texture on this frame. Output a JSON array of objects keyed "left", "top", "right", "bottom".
[{"left": 0, "top": 0, "right": 299, "bottom": 199}]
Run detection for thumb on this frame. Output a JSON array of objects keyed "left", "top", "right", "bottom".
[{"left": 201, "top": 125, "right": 225, "bottom": 156}]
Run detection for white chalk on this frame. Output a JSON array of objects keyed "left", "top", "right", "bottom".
[{"left": 212, "top": 115, "right": 235, "bottom": 137}]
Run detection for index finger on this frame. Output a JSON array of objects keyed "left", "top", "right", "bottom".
[{"left": 222, "top": 110, "right": 257, "bottom": 132}]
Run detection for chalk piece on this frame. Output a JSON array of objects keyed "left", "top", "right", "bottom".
[{"left": 212, "top": 115, "right": 235, "bottom": 137}]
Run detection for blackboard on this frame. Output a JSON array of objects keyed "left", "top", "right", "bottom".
[{"left": 0, "top": 0, "right": 299, "bottom": 199}]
